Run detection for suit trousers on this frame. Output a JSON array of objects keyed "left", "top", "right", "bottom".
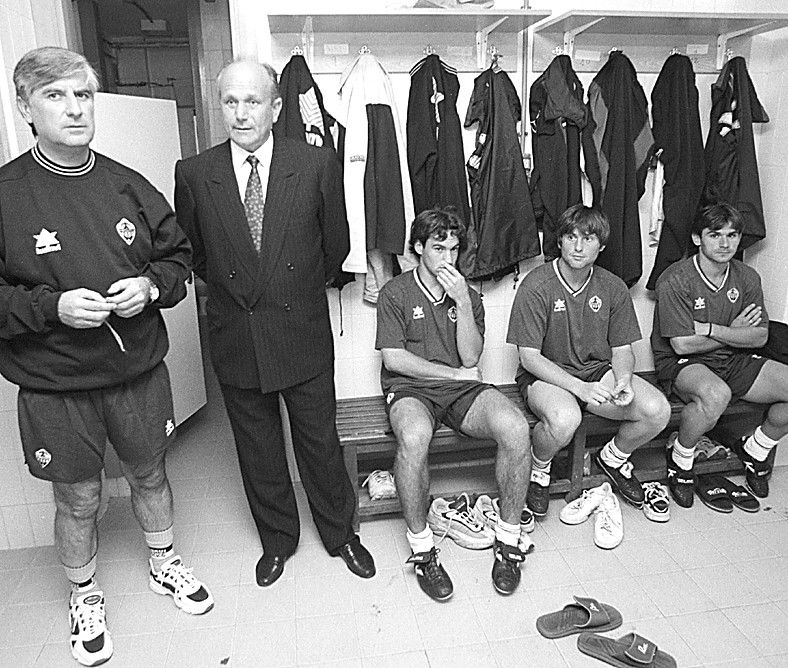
[{"left": 220, "top": 366, "right": 356, "bottom": 557}]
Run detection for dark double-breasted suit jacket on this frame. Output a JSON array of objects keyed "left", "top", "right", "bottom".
[
  {"left": 174, "top": 137, "right": 355, "bottom": 555},
  {"left": 174, "top": 137, "right": 350, "bottom": 392}
]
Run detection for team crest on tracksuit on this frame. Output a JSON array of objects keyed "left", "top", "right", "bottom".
[
  {"left": 35, "top": 448, "right": 51, "bottom": 468},
  {"left": 116, "top": 218, "right": 136, "bottom": 245}
]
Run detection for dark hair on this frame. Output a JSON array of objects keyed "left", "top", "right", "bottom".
[
  {"left": 14, "top": 47, "right": 100, "bottom": 102},
  {"left": 692, "top": 203, "right": 744, "bottom": 237},
  {"left": 556, "top": 204, "right": 610, "bottom": 247},
  {"left": 409, "top": 207, "right": 467, "bottom": 255}
]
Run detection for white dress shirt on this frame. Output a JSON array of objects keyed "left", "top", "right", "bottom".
[{"left": 230, "top": 137, "right": 273, "bottom": 204}]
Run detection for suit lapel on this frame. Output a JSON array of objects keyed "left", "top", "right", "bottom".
[{"left": 206, "top": 141, "right": 259, "bottom": 278}]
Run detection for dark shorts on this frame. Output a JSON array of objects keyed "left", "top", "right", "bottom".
[
  {"left": 516, "top": 364, "right": 611, "bottom": 401},
  {"left": 18, "top": 362, "right": 175, "bottom": 483},
  {"left": 656, "top": 352, "right": 768, "bottom": 400},
  {"left": 384, "top": 380, "right": 496, "bottom": 434}
]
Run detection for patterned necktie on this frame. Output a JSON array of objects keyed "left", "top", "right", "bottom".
[{"left": 244, "top": 155, "right": 264, "bottom": 252}]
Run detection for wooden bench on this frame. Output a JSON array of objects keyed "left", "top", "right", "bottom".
[{"left": 336, "top": 372, "right": 763, "bottom": 525}]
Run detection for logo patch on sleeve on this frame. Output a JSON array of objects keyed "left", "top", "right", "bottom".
[
  {"left": 35, "top": 448, "right": 52, "bottom": 468},
  {"left": 116, "top": 218, "right": 136, "bottom": 245},
  {"left": 33, "top": 228, "right": 61, "bottom": 255}
]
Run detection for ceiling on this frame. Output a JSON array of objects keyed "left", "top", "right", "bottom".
[{"left": 96, "top": 0, "right": 190, "bottom": 40}]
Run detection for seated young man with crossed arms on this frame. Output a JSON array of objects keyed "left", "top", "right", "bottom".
[
  {"left": 375, "top": 207, "right": 531, "bottom": 601},
  {"left": 507, "top": 205, "right": 671, "bottom": 517},
  {"left": 652, "top": 203, "right": 788, "bottom": 504}
]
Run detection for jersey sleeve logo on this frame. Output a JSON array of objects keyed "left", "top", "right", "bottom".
[
  {"left": 116, "top": 218, "right": 136, "bottom": 245},
  {"left": 588, "top": 295, "right": 602, "bottom": 312},
  {"left": 447, "top": 305, "right": 457, "bottom": 322},
  {"left": 727, "top": 287, "right": 740, "bottom": 303},
  {"left": 412, "top": 305, "right": 425, "bottom": 320},
  {"left": 553, "top": 299, "right": 566, "bottom": 312},
  {"left": 33, "top": 228, "right": 61, "bottom": 255},
  {"left": 694, "top": 297, "right": 706, "bottom": 310},
  {"left": 35, "top": 448, "right": 52, "bottom": 468}
]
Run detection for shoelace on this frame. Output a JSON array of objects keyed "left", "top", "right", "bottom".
[
  {"left": 361, "top": 470, "right": 393, "bottom": 488},
  {"left": 433, "top": 501, "right": 482, "bottom": 544},
  {"left": 618, "top": 460, "right": 634, "bottom": 478},
  {"left": 159, "top": 561, "right": 198, "bottom": 591},
  {"left": 73, "top": 594, "right": 105, "bottom": 638},
  {"left": 423, "top": 549, "right": 444, "bottom": 579}
]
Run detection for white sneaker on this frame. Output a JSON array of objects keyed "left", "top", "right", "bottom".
[
  {"left": 473, "top": 495, "right": 535, "bottom": 554},
  {"left": 362, "top": 469, "right": 397, "bottom": 500},
  {"left": 594, "top": 492, "right": 623, "bottom": 549},
  {"left": 560, "top": 482, "right": 611, "bottom": 525},
  {"left": 70, "top": 588, "right": 113, "bottom": 666},
  {"left": 428, "top": 493, "right": 494, "bottom": 550},
  {"left": 642, "top": 482, "right": 671, "bottom": 522},
  {"left": 149, "top": 555, "right": 214, "bottom": 615}
]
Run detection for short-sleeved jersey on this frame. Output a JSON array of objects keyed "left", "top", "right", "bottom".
[
  {"left": 507, "top": 259, "right": 642, "bottom": 382},
  {"left": 651, "top": 255, "right": 768, "bottom": 369},
  {"left": 375, "top": 268, "right": 485, "bottom": 394}
]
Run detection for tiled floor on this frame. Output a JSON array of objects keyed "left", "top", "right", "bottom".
[{"left": 0, "top": 374, "right": 786, "bottom": 667}]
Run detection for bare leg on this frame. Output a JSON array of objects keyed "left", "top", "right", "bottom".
[
  {"left": 120, "top": 452, "right": 173, "bottom": 532},
  {"left": 53, "top": 475, "right": 102, "bottom": 572},
  {"left": 742, "top": 359, "right": 788, "bottom": 441},
  {"left": 525, "top": 381, "right": 583, "bottom": 462},
  {"left": 673, "top": 364, "right": 732, "bottom": 447}
]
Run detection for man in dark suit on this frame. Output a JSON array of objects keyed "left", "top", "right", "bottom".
[{"left": 175, "top": 60, "right": 375, "bottom": 586}]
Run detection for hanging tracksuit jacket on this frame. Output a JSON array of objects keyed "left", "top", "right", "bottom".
[
  {"left": 582, "top": 51, "right": 653, "bottom": 288},
  {"left": 463, "top": 67, "right": 540, "bottom": 281},
  {"left": 646, "top": 54, "right": 705, "bottom": 290},
  {"left": 703, "top": 56, "right": 768, "bottom": 251},
  {"left": 406, "top": 54, "right": 470, "bottom": 224},
  {"left": 274, "top": 53, "right": 335, "bottom": 150},
  {"left": 529, "top": 54, "right": 587, "bottom": 262}
]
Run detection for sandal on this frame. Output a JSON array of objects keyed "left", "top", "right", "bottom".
[
  {"left": 696, "top": 475, "right": 733, "bottom": 513},
  {"left": 577, "top": 632, "right": 677, "bottom": 668},
  {"left": 535, "top": 595, "right": 622, "bottom": 639},
  {"left": 717, "top": 476, "right": 760, "bottom": 513}
]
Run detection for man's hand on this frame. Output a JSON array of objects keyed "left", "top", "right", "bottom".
[
  {"left": 58, "top": 289, "right": 115, "bottom": 328},
  {"left": 574, "top": 381, "right": 614, "bottom": 407},
  {"left": 436, "top": 264, "right": 470, "bottom": 306},
  {"left": 610, "top": 377, "right": 634, "bottom": 407},
  {"left": 105, "top": 277, "right": 151, "bottom": 318},
  {"left": 730, "top": 303, "right": 762, "bottom": 328},
  {"left": 455, "top": 366, "right": 482, "bottom": 382}
]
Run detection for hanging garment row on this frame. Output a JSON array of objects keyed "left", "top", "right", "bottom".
[{"left": 273, "top": 49, "right": 769, "bottom": 296}]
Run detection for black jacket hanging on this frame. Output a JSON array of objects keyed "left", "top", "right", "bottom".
[
  {"left": 646, "top": 54, "right": 705, "bottom": 290},
  {"left": 582, "top": 51, "right": 653, "bottom": 288},
  {"left": 407, "top": 54, "right": 470, "bottom": 223},
  {"left": 462, "top": 68, "right": 540, "bottom": 281},
  {"left": 529, "top": 54, "right": 587, "bottom": 262},
  {"left": 703, "top": 56, "right": 768, "bottom": 250},
  {"left": 273, "top": 54, "right": 335, "bottom": 150}
]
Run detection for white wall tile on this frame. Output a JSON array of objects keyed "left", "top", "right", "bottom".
[{"left": 2, "top": 505, "right": 34, "bottom": 549}]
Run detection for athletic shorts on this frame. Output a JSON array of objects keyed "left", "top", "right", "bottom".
[
  {"left": 516, "top": 364, "right": 611, "bottom": 401},
  {"left": 655, "top": 351, "right": 768, "bottom": 400},
  {"left": 384, "top": 380, "right": 496, "bottom": 434},
  {"left": 18, "top": 362, "right": 175, "bottom": 483}
]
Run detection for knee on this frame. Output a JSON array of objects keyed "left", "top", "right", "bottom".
[
  {"left": 696, "top": 383, "right": 732, "bottom": 419},
  {"left": 54, "top": 482, "right": 101, "bottom": 521},
  {"left": 541, "top": 408, "right": 582, "bottom": 446},
  {"left": 642, "top": 394, "right": 671, "bottom": 430},
  {"left": 395, "top": 427, "right": 432, "bottom": 464},
  {"left": 495, "top": 413, "right": 531, "bottom": 458},
  {"left": 124, "top": 459, "right": 167, "bottom": 493}
]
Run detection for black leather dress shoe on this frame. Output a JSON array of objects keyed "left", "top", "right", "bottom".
[
  {"left": 335, "top": 536, "right": 376, "bottom": 579},
  {"left": 255, "top": 554, "right": 287, "bottom": 587}
]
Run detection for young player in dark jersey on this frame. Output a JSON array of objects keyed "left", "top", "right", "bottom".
[
  {"left": 376, "top": 207, "right": 531, "bottom": 600},
  {"left": 508, "top": 205, "right": 671, "bottom": 520},
  {"left": 652, "top": 203, "right": 788, "bottom": 504},
  {"left": 0, "top": 47, "right": 213, "bottom": 666}
]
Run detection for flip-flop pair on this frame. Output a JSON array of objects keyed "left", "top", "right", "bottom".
[
  {"left": 537, "top": 597, "right": 677, "bottom": 668},
  {"left": 697, "top": 475, "right": 760, "bottom": 513}
]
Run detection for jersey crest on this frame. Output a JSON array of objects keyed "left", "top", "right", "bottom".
[
  {"left": 553, "top": 299, "right": 566, "bottom": 313},
  {"left": 33, "top": 228, "right": 61, "bottom": 255},
  {"left": 588, "top": 295, "right": 602, "bottom": 313},
  {"left": 447, "top": 305, "right": 457, "bottom": 322},
  {"left": 116, "top": 218, "right": 136, "bottom": 245},
  {"left": 35, "top": 448, "right": 51, "bottom": 468},
  {"left": 694, "top": 297, "right": 705, "bottom": 310},
  {"left": 412, "top": 305, "right": 425, "bottom": 320},
  {"left": 727, "top": 287, "right": 740, "bottom": 303}
]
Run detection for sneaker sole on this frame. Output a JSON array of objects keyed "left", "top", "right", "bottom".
[
  {"left": 426, "top": 519, "right": 494, "bottom": 550},
  {"left": 493, "top": 580, "right": 518, "bottom": 596},
  {"left": 149, "top": 578, "right": 215, "bottom": 615},
  {"left": 642, "top": 507, "right": 670, "bottom": 522},
  {"left": 560, "top": 511, "right": 594, "bottom": 525},
  {"left": 594, "top": 537, "right": 622, "bottom": 550},
  {"left": 418, "top": 583, "right": 453, "bottom": 602},
  {"left": 71, "top": 638, "right": 114, "bottom": 667}
]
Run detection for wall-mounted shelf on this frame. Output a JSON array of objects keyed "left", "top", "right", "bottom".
[
  {"left": 267, "top": 9, "right": 549, "bottom": 73},
  {"left": 532, "top": 10, "right": 788, "bottom": 73}
]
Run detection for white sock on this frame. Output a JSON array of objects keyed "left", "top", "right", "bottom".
[
  {"left": 145, "top": 526, "right": 175, "bottom": 572},
  {"left": 495, "top": 518, "right": 520, "bottom": 548},
  {"left": 407, "top": 526, "right": 435, "bottom": 554},
  {"left": 671, "top": 436, "right": 695, "bottom": 471},
  {"left": 744, "top": 426, "right": 779, "bottom": 462},
  {"left": 64, "top": 553, "right": 97, "bottom": 591},
  {"left": 599, "top": 438, "right": 629, "bottom": 469},
  {"left": 531, "top": 455, "right": 552, "bottom": 486}
]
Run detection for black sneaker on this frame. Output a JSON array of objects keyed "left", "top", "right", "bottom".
[
  {"left": 526, "top": 469, "right": 550, "bottom": 517},
  {"left": 594, "top": 451, "right": 645, "bottom": 508},
  {"left": 406, "top": 548, "right": 453, "bottom": 602},
  {"left": 733, "top": 435, "right": 771, "bottom": 499},
  {"left": 491, "top": 540, "right": 525, "bottom": 595},
  {"left": 666, "top": 446, "right": 696, "bottom": 508}
]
